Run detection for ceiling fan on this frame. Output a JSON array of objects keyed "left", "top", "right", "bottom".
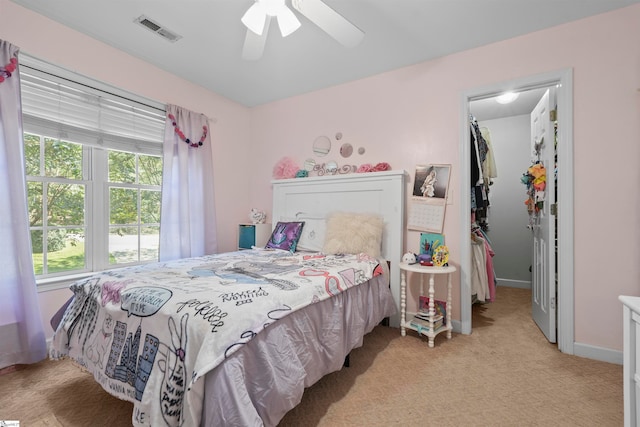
[{"left": 241, "top": 0, "right": 364, "bottom": 60}]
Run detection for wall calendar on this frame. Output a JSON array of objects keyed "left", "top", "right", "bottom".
[
  {"left": 408, "top": 164, "right": 451, "bottom": 233},
  {"left": 408, "top": 198, "right": 446, "bottom": 233}
]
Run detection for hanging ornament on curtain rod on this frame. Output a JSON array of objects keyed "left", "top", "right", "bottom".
[
  {"left": 0, "top": 57, "right": 17, "bottom": 84},
  {"left": 167, "top": 113, "right": 208, "bottom": 148}
]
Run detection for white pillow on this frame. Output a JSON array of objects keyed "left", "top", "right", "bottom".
[
  {"left": 322, "top": 212, "right": 384, "bottom": 257},
  {"left": 295, "top": 218, "right": 326, "bottom": 252},
  {"left": 281, "top": 216, "right": 326, "bottom": 252}
]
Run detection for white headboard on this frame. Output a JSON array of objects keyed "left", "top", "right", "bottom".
[{"left": 272, "top": 169, "right": 406, "bottom": 327}]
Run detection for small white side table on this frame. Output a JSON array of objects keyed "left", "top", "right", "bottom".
[{"left": 399, "top": 262, "right": 456, "bottom": 348}]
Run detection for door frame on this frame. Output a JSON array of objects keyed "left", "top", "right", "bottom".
[{"left": 458, "top": 68, "right": 575, "bottom": 354}]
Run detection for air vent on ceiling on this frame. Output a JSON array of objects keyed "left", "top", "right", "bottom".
[{"left": 134, "top": 15, "right": 182, "bottom": 43}]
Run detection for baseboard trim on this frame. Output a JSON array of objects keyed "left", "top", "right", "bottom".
[
  {"left": 451, "top": 319, "right": 465, "bottom": 334},
  {"left": 573, "top": 342, "right": 622, "bottom": 365},
  {"left": 496, "top": 279, "right": 531, "bottom": 289}
]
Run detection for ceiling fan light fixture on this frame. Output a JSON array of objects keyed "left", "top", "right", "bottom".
[
  {"left": 242, "top": 0, "right": 300, "bottom": 37},
  {"left": 263, "top": 0, "right": 286, "bottom": 16},
  {"left": 241, "top": 2, "right": 267, "bottom": 35}
]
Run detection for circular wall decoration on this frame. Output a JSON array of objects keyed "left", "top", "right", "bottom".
[
  {"left": 304, "top": 158, "right": 316, "bottom": 171},
  {"left": 432, "top": 245, "right": 449, "bottom": 267},
  {"left": 340, "top": 143, "right": 353, "bottom": 158},
  {"left": 313, "top": 136, "right": 331, "bottom": 157}
]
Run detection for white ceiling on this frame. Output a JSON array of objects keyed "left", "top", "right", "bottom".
[
  {"left": 471, "top": 87, "right": 549, "bottom": 122},
  {"left": 10, "top": 0, "right": 640, "bottom": 109}
]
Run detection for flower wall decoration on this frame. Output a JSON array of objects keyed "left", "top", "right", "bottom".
[
  {"left": 273, "top": 157, "right": 299, "bottom": 179},
  {"left": 521, "top": 161, "right": 546, "bottom": 228}
]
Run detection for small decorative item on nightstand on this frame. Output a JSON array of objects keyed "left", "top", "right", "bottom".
[
  {"left": 249, "top": 208, "right": 266, "bottom": 224},
  {"left": 402, "top": 252, "right": 417, "bottom": 264},
  {"left": 432, "top": 245, "right": 449, "bottom": 267}
]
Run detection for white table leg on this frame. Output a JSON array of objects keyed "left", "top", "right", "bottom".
[
  {"left": 447, "top": 271, "right": 452, "bottom": 340},
  {"left": 428, "top": 273, "right": 435, "bottom": 348},
  {"left": 400, "top": 271, "right": 407, "bottom": 337}
]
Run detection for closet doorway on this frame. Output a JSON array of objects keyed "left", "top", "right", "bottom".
[{"left": 459, "top": 69, "right": 575, "bottom": 354}]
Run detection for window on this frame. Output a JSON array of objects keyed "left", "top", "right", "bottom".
[
  {"left": 20, "top": 56, "right": 165, "bottom": 281},
  {"left": 26, "top": 134, "right": 88, "bottom": 276},
  {"left": 107, "top": 150, "right": 162, "bottom": 265}
]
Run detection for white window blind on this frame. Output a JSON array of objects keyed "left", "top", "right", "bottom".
[{"left": 19, "top": 55, "right": 165, "bottom": 155}]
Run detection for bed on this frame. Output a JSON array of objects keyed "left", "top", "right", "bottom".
[{"left": 49, "top": 169, "right": 406, "bottom": 427}]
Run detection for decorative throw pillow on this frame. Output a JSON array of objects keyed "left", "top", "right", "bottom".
[
  {"left": 265, "top": 221, "right": 305, "bottom": 252},
  {"left": 282, "top": 216, "right": 326, "bottom": 252},
  {"left": 322, "top": 212, "right": 384, "bottom": 257},
  {"left": 295, "top": 217, "right": 326, "bottom": 252}
]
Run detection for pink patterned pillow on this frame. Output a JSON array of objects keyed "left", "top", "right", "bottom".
[{"left": 265, "top": 221, "right": 305, "bottom": 252}]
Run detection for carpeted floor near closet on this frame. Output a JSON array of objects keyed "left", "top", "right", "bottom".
[{"left": 0, "top": 287, "right": 622, "bottom": 426}]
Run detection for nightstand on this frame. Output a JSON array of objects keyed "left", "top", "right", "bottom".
[
  {"left": 238, "top": 223, "right": 272, "bottom": 250},
  {"left": 399, "top": 262, "right": 456, "bottom": 347}
]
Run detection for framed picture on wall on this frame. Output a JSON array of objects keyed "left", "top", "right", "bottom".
[
  {"left": 408, "top": 164, "right": 452, "bottom": 233},
  {"left": 412, "top": 164, "right": 452, "bottom": 199}
]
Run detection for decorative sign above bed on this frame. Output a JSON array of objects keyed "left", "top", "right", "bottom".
[{"left": 313, "top": 162, "right": 356, "bottom": 176}]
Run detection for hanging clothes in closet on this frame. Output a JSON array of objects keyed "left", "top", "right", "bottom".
[
  {"left": 470, "top": 223, "right": 496, "bottom": 303},
  {"left": 470, "top": 116, "right": 497, "bottom": 304},
  {"left": 470, "top": 117, "right": 497, "bottom": 231}
]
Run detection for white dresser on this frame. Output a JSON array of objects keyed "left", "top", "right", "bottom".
[{"left": 620, "top": 295, "right": 640, "bottom": 427}]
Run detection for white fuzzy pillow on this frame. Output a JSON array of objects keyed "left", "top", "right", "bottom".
[{"left": 322, "top": 212, "right": 384, "bottom": 257}]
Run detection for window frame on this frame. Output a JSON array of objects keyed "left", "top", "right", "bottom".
[{"left": 19, "top": 54, "right": 166, "bottom": 289}]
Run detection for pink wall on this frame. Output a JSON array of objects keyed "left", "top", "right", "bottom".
[
  {"left": 3, "top": 0, "right": 640, "bottom": 353},
  {"left": 247, "top": 5, "right": 640, "bottom": 353}
]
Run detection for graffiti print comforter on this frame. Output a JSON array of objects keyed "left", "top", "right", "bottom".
[{"left": 49, "top": 249, "right": 383, "bottom": 427}]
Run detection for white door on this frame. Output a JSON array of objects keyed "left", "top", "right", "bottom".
[{"left": 530, "top": 88, "right": 557, "bottom": 343}]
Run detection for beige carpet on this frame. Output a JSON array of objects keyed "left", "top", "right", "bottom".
[{"left": 0, "top": 287, "right": 622, "bottom": 426}]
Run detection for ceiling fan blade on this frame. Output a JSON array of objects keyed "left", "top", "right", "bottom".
[
  {"left": 242, "top": 16, "right": 271, "bottom": 60},
  {"left": 291, "top": 0, "right": 364, "bottom": 48},
  {"left": 241, "top": 2, "right": 267, "bottom": 35},
  {"left": 277, "top": 6, "right": 301, "bottom": 37}
]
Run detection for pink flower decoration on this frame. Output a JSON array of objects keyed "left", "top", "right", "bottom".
[
  {"left": 273, "top": 157, "right": 299, "bottom": 179},
  {"left": 357, "top": 163, "right": 373, "bottom": 173},
  {"left": 373, "top": 162, "right": 391, "bottom": 172}
]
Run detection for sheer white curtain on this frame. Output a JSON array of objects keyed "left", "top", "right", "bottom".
[
  {"left": 159, "top": 104, "right": 217, "bottom": 261},
  {"left": 0, "top": 40, "right": 47, "bottom": 369}
]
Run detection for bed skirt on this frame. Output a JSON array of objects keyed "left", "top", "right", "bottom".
[{"left": 201, "top": 273, "right": 396, "bottom": 426}]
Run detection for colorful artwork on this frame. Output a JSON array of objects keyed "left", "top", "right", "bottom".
[{"left": 420, "top": 233, "right": 444, "bottom": 257}]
